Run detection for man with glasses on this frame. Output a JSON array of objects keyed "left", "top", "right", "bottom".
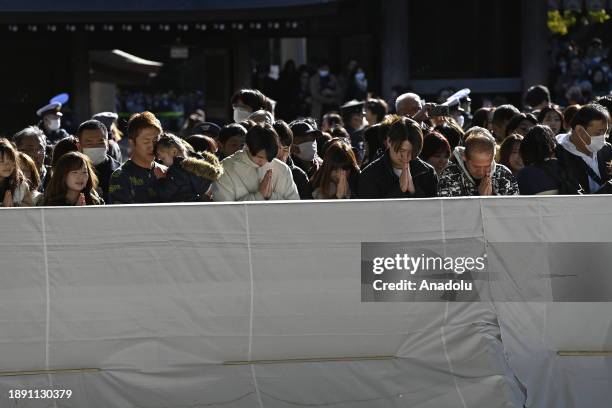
[{"left": 12, "top": 126, "right": 50, "bottom": 192}]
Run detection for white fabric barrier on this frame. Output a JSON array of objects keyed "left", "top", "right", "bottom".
[{"left": 0, "top": 196, "right": 610, "bottom": 407}]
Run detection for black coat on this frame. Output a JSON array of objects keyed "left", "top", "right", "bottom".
[
  {"left": 95, "top": 155, "right": 120, "bottom": 203},
  {"left": 286, "top": 156, "right": 311, "bottom": 199},
  {"left": 157, "top": 152, "right": 223, "bottom": 202},
  {"left": 555, "top": 142, "right": 612, "bottom": 194},
  {"left": 358, "top": 150, "right": 438, "bottom": 199}
]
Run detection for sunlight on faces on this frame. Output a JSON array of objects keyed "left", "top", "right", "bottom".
[
  {"left": 65, "top": 165, "right": 88, "bottom": 193},
  {"left": 426, "top": 151, "right": 449, "bottom": 175},
  {"left": 576, "top": 119, "right": 609, "bottom": 146},
  {"left": 465, "top": 151, "right": 494, "bottom": 180},
  {"left": 542, "top": 111, "right": 562, "bottom": 135},
  {"left": 80, "top": 129, "right": 107, "bottom": 149},
  {"left": 389, "top": 140, "right": 413, "bottom": 169},
  {"left": 130, "top": 127, "right": 161, "bottom": 161},
  {"left": 0, "top": 154, "right": 15, "bottom": 178}
]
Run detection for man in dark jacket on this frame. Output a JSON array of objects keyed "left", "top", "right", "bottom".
[
  {"left": 554, "top": 103, "right": 611, "bottom": 194},
  {"left": 359, "top": 116, "right": 438, "bottom": 198},
  {"left": 76, "top": 120, "right": 120, "bottom": 203},
  {"left": 36, "top": 102, "right": 70, "bottom": 145}
]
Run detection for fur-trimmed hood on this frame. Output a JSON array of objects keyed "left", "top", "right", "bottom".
[{"left": 179, "top": 151, "right": 223, "bottom": 181}]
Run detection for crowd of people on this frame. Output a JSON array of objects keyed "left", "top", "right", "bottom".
[
  {"left": 551, "top": 37, "right": 611, "bottom": 105},
  {"left": 0, "top": 80, "right": 611, "bottom": 207}
]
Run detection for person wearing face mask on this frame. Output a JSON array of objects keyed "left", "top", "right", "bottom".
[
  {"left": 273, "top": 120, "right": 310, "bottom": 199},
  {"left": 555, "top": 103, "right": 612, "bottom": 194},
  {"left": 309, "top": 62, "right": 340, "bottom": 120},
  {"left": 76, "top": 120, "right": 120, "bottom": 203},
  {"left": 36, "top": 102, "right": 70, "bottom": 145},
  {"left": 230, "top": 89, "right": 268, "bottom": 123},
  {"left": 289, "top": 120, "right": 323, "bottom": 178},
  {"left": 358, "top": 116, "right": 438, "bottom": 199},
  {"left": 212, "top": 123, "right": 299, "bottom": 202}
]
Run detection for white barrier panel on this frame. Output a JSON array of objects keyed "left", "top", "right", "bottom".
[{"left": 0, "top": 196, "right": 610, "bottom": 407}]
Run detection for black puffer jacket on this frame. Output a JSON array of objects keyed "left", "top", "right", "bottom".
[{"left": 157, "top": 151, "right": 223, "bottom": 202}]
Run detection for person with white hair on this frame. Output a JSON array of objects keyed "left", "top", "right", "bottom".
[{"left": 395, "top": 92, "right": 423, "bottom": 117}]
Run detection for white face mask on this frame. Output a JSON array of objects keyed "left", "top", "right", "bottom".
[
  {"left": 295, "top": 140, "right": 317, "bottom": 162},
  {"left": 82, "top": 147, "right": 107, "bottom": 166},
  {"left": 257, "top": 161, "right": 274, "bottom": 181},
  {"left": 45, "top": 117, "right": 61, "bottom": 131},
  {"left": 319, "top": 70, "right": 329, "bottom": 78},
  {"left": 355, "top": 72, "right": 365, "bottom": 81},
  {"left": 233, "top": 107, "right": 251, "bottom": 123},
  {"left": 580, "top": 127, "right": 607, "bottom": 154},
  {"left": 456, "top": 115, "right": 465, "bottom": 128}
]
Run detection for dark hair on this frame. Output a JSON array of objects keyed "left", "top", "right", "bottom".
[
  {"left": 238, "top": 119, "right": 256, "bottom": 132},
  {"left": 51, "top": 136, "right": 79, "bottom": 168},
  {"left": 594, "top": 95, "right": 612, "bottom": 117},
  {"left": 519, "top": 125, "right": 556, "bottom": 166},
  {"left": 499, "top": 133, "right": 523, "bottom": 171},
  {"left": 562, "top": 104, "right": 580, "bottom": 130},
  {"left": 127, "top": 111, "right": 162, "bottom": 142},
  {"left": 231, "top": 89, "right": 267, "bottom": 112},
  {"left": 185, "top": 134, "right": 217, "bottom": 154},
  {"left": 0, "top": 138, "right": 26, "bottom": 194},
  {"left": 537, "top": 107, "right": 563, "bottom": 132},
  {"left": 317, "top": 132, "right": 333, "bottom": 157},
  {"left": 420, "top": 131, "right": 451, "bottom": 161},
  {"left": 505, "top": 113, "right": 538, "bottom": 137},
  {"left": 42, "top": 151, "right": 101, "bottom": 206},
  {"left": 77, "top": 120, "right": 108, "bottom": 140},
  {"left": 245, "top": 123, "right": 279, "bottom": 162},
  {"left": 434, "top": 121, "right": 464, "bottom": 150},
  {"left": 365, "top": 99, "right": 389, "bottom": 123},
  {"left": 273, "top": 120, "right": 293, "bottom": 147},
  {"left": 219, "top": 123, "right": 247, "bottom": 145},
  {"left": 524, "top": 85, "right": 551, "bottom": 109},
  {"left": 330, "top": 126, "right": 350, "bottom": 141},
  {"left": 492, "top": 104, "right": 520, "bottom": 126},
  {"left": 471, "top": 107, "right": 493, "bottom": 129},
  {"left": 364, "top": 124, "right": 383, "bottom": 163},
  {"left": 387, "top": 117, "right": 423, "bottom": 159},
  {"left": 154, "top": 133, "right": 189, "bottom": 156},
  {"left": 322, "top": 112, "right": 344, "bottom": 129},
  {"left": 569, "top": 103, "right": 610, "bottom": 130},
  {"left": 310, "top": 139, "right": 359, "bottom": 199}
]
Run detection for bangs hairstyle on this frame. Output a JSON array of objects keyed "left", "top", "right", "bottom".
[
  {"left": 42, "top": 151, "right": 100, "bottom": 206},
  {"left": 537, "top": 106, "right": 563, "bottom": 126},
  {"left": 154, "top": 133, "right": 189, "bottom": 156},
  {"left": 231, "top": 89, "right": 267, "bottom": 112},
  {"left": 387, "top": 116, "right": 423, "bottom": 159},
  {"left": 0, "top": 138, "right": 25, "bottom": 192},
  {"left": 499, "top": 133, "right": 523, "bottom": 170},
  {"left": 245, "top": 123, "right": 279, "bottom": 162},
  {"left": 310, "top": 139, "right": 359, "bottom": 199},
  {"left": 127, "top": 111, "right": 162, "bottom": 142}
]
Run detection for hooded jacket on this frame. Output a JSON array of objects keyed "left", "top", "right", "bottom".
[
  {"left": 157, "top": 151, "right": 223, "bottom": 202},
  {"left": 212, "top": 149, "right": 300, "bottom": 202},
  {"left": 438, "top": 147, "right": 519, "bottom": 197}
]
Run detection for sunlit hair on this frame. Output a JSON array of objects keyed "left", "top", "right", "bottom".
[
  {"left": 18, "top": 152, "right": 40, "bottom": 191},
  {"left": 42, "top": 152, "right": 100, "bottom": 206},
  {"left": 310, "top": 139, "right": 359, "bottom": 199},
  {"left": 0, "top": 138, "right": 26, "bottom": 193}
]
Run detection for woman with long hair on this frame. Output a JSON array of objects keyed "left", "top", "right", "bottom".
[
  {"left": 310, "top": 139, "right": 360, "bottom": 199},
  {"left": 41, "top": 151, "right": 103, "bottom": 206},
  {"left": 0, "top": 138, "right": 33, "bottom": 206}
]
